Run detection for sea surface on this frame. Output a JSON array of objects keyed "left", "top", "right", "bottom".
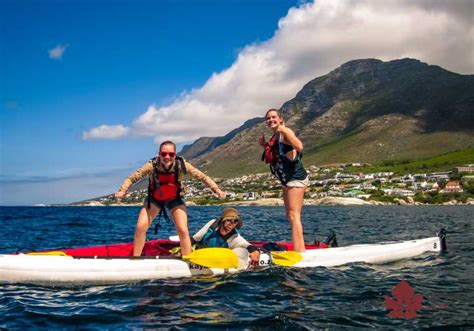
[{"left": 0, "top": 205, "right": 473, "bottom": 329}]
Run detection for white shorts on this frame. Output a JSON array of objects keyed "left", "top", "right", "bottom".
[{"left": 284, "top": 176, "right": 309, "bottom": 188}]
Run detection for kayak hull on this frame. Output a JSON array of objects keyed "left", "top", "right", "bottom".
[
  {"left": 0, "top": 234, "right": 445, "bottom": 286},
  {"left": 293, "top": 236, "right": 443, "bottom": 268},
  {"left": 0, "top": 254, "right": 228, "bottom": 286}
]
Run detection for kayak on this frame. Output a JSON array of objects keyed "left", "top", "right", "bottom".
[{"left": 0, "top": 230, "right": 446, "bottom": 286}]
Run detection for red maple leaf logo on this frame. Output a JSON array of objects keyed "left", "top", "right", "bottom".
[{"left": 384, "top": 280, "right": 423, "bottom": 319}]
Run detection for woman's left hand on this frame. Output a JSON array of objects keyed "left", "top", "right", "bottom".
[{"left": 275, "top": 123, "right": 287, "bottom": 133}]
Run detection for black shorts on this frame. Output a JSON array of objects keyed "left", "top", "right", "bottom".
[{"left": 146, "top": 196, "right": 186, "bottom": 210}]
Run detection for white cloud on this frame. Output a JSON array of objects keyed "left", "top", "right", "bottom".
[
  {"left": 48, "top": 44, "right": 69, "bottom": 60},
  {"left": 84, "top": 0, "right": 473, "bottom": 144},
  {"left": 82, "top": 124, "right": 130, "bottom": 140}
]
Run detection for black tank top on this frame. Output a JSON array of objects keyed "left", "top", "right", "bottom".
[
  {"left": 274, "top": 140, "right": 307, "bottom": 184},
  {"left": 280, "top": 142, "right": 294, "bottom": 155}
]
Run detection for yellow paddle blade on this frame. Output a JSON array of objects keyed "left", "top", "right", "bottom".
[
  {"left": 26, "top": 251, "right": 68, "bottom": 256},
  {"left": 270, "top": 251, "right": 303, "bottom": 266},
  {"left": 182, "top": 248, "right": 239, "bottom": 269}
]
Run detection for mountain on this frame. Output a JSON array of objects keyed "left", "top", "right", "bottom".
[
  {"left": 181, "top": 58, "right": 474, "bottom": 178},
  {"left": 180, "top": 117, "right": 262, "bottom": 159}
]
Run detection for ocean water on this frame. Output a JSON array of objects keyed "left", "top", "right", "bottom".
[{"left": 0, "top": 205, "right": 473, "bottom": 329}]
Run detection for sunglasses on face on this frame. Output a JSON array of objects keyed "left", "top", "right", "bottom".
[
  {"left": 224, "top": 219, "right": 240, "bottom": 225},
  {"left": 160, "top": 152, "right": 176, "bottom": 158}
]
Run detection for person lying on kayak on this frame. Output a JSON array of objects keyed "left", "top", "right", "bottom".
[
  {"left": 192, "top": 208, "right": 261, "bottom": 266},
  {"left": 115, "top": 140, "right": 225, "bottom": 257}
]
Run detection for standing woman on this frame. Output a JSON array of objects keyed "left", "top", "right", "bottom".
[
  {"left": 115, "top": 140, "right": 225, "bottom": 256},
  {"left": 259, "top": 109, "right": 309, "bottom": 252}
]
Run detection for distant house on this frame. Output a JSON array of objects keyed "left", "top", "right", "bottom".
[
  {"left": 430, "top": 182, "right": 440, "bottom": 190},
  {"left": 414, "top": 181, "right": 426, "bottom": 190},
  {"left": 383, "top": 188, "right": 415, "bottom": 197},
  {"left": 428, "top": 172, "right": 450, "bottom": 182},
  {"left": 413, "top": 173, "right": 427, "bottom": 181},
  {"left": 225, "top": 192, "right": 236, "bottom": 199},
  {"left": 243, "top": 192, "right": 256, "bottom": 200},
  {"left": 441, "top": 181, "right": 463, "bottom": 193},
  {"left": 310, "top": 191, "right": 328, "bottom": 198},
  {"left": 343, "top": 189, "right": 370, "bottom": 199},
  {"left": 327, "top": 187, "right": 343, "bottom": 196},
  {"left": 401, "top": 175, "right": 414, "bottom": 183},
  {"left": 360, "top": 183, "right": 377, "bottom": 190},
  {"left": 343, "top": 189, "right": 364, "bottom": 196},
  {"left": 455, "top": 165, "right": 474, "bottom": 174}
]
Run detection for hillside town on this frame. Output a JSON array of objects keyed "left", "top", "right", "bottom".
[{"left": 79, "top": 163, "right": 474, "bottom": 206}]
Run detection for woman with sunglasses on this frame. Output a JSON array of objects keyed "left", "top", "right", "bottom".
[
  {"left": 259, "top": 109, "right": 309, "bottom": 252},
  {"left": 115, "top": 140, "right": 225, "bottom": 257},
  {"left": 192, "top": 208, "right": 261, "bottom": 266}
]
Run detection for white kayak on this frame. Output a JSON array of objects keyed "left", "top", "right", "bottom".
[{"left": 0, "top": 230, "right": 446, "bottom": 286}]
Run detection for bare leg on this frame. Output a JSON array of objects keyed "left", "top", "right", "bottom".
[
  {"left": 283, "top": 186, "right": 306, "bottom": 252},
  {"left": 170, "top": 205, "right": 192, "bottom": 256},
  {"left": 133, "top": 204, "right": 161, "bottom": 256}
]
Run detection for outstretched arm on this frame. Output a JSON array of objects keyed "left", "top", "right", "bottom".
[{"left": 115, "top": 161, "right": 153, "bottom": 198}]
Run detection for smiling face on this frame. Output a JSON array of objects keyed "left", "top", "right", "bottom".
[
  {"left": 159, "top": 143, "right": 176, "bottom": 170},
  {"left": 265, "top": 109, "right": 283, "bottom": 131},
  {"left": 219, "top": 218, "right": 239, "bottom": 236}
]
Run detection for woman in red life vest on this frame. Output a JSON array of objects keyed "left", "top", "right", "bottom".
[
  {"left": 259, "top": 109, "right": 309, "bottom": 252},
  {"left": 115, "top": 140, "right": 225, "bottom": 256}
]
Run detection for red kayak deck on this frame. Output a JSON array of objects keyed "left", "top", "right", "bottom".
[{"left": 59, "top": 240, "right": 329, "bottom": 257}]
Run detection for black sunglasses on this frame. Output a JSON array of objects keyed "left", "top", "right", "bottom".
[{"left": 224, "top": 219, "right": 240, "bottom": 225}]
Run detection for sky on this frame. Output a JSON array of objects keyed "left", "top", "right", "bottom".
[{"left": 1, "top": 0, "right": 473, "bottom": 206}]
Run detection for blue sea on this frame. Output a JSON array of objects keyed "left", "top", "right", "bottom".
[{"left": 1, "top": 205, "right": 473, "bottom": 329}]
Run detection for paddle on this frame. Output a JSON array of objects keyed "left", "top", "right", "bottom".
[
  {"left": 26, "top": 251, "right": 68, "bottom": 256},
  {"left": 182, "top": 248, "right": 304, "bottom": 268},
  {"left": 270, "top": 251, "right": 303, "bottom": 267},
  {"left": 182, "top": 247, "right": 239, "bottom": 269}
]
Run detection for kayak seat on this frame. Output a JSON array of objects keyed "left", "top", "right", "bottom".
[{"left": 142, "top": 240, "right": 176, "bottom": 256}]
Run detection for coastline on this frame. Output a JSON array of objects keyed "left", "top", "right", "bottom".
[
  {"left": 226, "top": 197, "right": 474, "bottom": 206},
  {"left": 75, "top": 196, "right": 474, "bottom": 207}
]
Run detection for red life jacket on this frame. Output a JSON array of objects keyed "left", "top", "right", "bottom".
[
  {"left": 262, "top": 134, "right": 278, "bottom": 165},
  {"left": 148, "top": 156, "right": 187, "bottom": 203}
]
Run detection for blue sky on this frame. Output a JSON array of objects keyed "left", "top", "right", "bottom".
[
  {"left": 1, "top": 0, "right": 472, "bottom": 205},
  {"left": 1, "top": 0, "right": 298, "bottom": 205}
]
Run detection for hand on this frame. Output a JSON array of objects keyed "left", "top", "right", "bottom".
[
  {"left": 248, "top": 251, "right": 261, "bottom": 267},
  {"left": 215, "top": 188, "right": 226, "bottom": 199},
  {"left": 115, "top": 189, "right": 127, "bottom": 199},
  {"left": 275, "top": 123, "right": 287, "bottom": 133},
  {"left": 258, "top": 134, "right": 266, "bottom": 147}
]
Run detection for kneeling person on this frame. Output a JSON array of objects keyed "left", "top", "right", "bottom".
[{"left": 192, "top": 208, "right": 260, "bottom": 266}]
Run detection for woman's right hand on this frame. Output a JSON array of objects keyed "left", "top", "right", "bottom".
[
  {"left": 215, "top": 188, "right": 226, "bottom": 199},
  {"left": 115, "top": 189, "right": 127, "bottom": 199},
  {"left": 258, "top": 135, "right": 266, "bottom": 147}
]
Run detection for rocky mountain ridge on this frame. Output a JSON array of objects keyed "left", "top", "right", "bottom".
[{"left": 180, "top": 58, "right": 474, "bottom": 178}]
